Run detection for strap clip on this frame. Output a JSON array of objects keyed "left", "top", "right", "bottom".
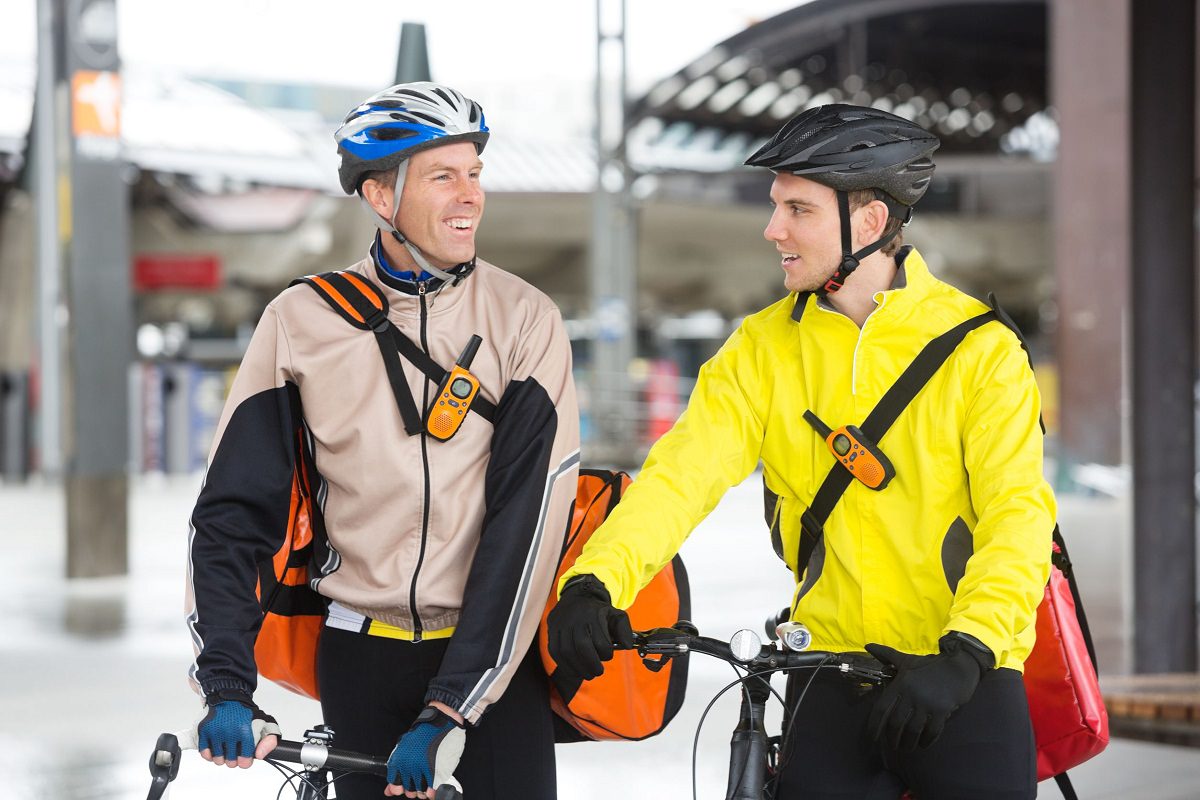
[{"left": 364, "top": 308, "right": 389, "bottom": 334}]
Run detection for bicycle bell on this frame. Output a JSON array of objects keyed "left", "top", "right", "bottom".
[
  {"left": 728, "top": 628, "right": 763, "bottom": 663},
  {"left": 776, "top": 621, "right": 813, "bottom": 651}
]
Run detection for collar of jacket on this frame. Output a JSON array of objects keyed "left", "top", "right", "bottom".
[
  {"left": 369, "top": 234, "right": 476, "bottom": 296},
  {"left": 790, "top": 245, "right": 932, "bottom": 324}
]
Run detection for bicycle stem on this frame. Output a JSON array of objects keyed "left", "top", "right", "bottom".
[{"left": 726, "top": 674, "right": 773, "bottom": 800}]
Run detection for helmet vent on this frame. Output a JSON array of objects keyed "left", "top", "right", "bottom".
[
  {"left": 395, "top": 88, "right": 433, "bottom": 102},
  {"left": 406, "top": 110, "right": 445, "bottom": 126},
  {"left": 433, "top": 87, "right": 458, "bottom": 110},
  {"left": 373, "top": 127, "right": 419, "bottom": 142}
]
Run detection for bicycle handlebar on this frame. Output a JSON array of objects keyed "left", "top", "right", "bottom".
[
  {"left": 147, "top": 729, "right": 463, "bottom": 800},
  {"left": 632, "top": 623, "right": 895, "bottom": 684}
]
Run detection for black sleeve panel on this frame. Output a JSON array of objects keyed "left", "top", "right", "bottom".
[
  {"left": 188, "top": 383, "right": 300, "bottom": 695},
  {"left": 424, "top": 376, "right": 559, "bottom": 712}
]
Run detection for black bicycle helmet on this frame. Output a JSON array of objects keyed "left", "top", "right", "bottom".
[{"left": 745, "top": 104, "right": 940, "bottom": 295}]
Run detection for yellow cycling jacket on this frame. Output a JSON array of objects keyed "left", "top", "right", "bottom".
[{"left": 565, "top": 247, "right": 1055, "bottom": 670}]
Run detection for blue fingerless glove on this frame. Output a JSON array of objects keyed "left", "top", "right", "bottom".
[
  {"left": 387, "top": 706, "right": 466, "bottom": 793},
  {"left": 197, "top": 689, "right": 280, "bottom": 760}
]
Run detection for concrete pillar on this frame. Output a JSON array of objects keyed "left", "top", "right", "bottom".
[
  {"left": 1050, "top": 0, "right": 1128, "bottom": 467},
  {"left": 61, "top": 0, "right": 131, "bottom": 578},
  {"left": 1129, "top": 0, "right": 1197, "bottom": 674}
]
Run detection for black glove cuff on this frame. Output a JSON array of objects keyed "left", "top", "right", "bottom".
[
  {"left": 204, "top": 688, "right": 255, "bottom": 708},
  {"left": 562, "top": 574, "right": 613, "bottom": 605},
  {"left": 939, "top": 631, "right": 996, "bottom": 672},
  {"left": 411, "top": 705, "right": 465, "bottom": 731}
]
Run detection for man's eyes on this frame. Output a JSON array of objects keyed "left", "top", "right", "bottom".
[{"left": 431, "top": 172, "right": 482, "bottom": 181}]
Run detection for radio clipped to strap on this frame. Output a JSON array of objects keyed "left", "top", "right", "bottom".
[
  {"left": 803, "top": 410, "right": 895, "bottom": 490},
  {"left": 425, "top": 335, "right": 483, "bottom": 441}
]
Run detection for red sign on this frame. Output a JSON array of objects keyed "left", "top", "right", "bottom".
[{"left": 133, "top": 254, "right": 222, "bottom": 290}]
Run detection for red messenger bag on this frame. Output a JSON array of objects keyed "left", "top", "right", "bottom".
[{"left": 1024, "top": 527, "right": 1109, "bottom": 790}]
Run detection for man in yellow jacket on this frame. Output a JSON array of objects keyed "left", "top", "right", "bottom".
[{"left": 548, "top": 105, "right": 1054, "bottom": 799}]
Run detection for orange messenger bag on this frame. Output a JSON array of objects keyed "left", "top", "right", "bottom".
[{"left": 538, "top": 468, "right": 692, "bottom": 742}]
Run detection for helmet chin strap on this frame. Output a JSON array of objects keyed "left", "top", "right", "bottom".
[
  {"left": 818, "top": 190, "right": 909, "bottom": 298},
  {"left": 358, "top": 162, "right": 461, "bottom": 284}
]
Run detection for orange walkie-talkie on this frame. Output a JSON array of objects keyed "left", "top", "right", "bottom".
[
  {"left": 426, "top": 335, "right": 483, "bottom": 442},
  {"left": 803, "top": 410, "right": 895, "bottom": 490}
]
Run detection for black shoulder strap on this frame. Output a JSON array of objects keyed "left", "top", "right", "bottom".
[
  {"left": 987, "top": 292, "right": 1045, "bottom": 434},
  {"left": 798, "top": 310, "right": 998, "bottom": 553},
  {"left": 290, "top": 271, "right": 495, "bottom": 434},
  {"left": 1054, "top": 771, "right": 1079, "bottom": 800},
  {"left": 1052, "top": 524, "right": 1099, "bottom": 670}
]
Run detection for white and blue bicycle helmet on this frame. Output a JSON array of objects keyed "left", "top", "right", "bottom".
[{"left": 335, "top": 82, "right": 489, "bottom": 277}]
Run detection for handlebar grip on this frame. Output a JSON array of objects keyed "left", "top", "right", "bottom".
[
  {"left": 146, "top": 733, "right": 182, "bottom": 800},
  {"left": 764, "top": 607, "right": 791, "bottom": 641}
]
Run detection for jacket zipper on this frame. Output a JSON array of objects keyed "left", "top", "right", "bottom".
[
  {"left": 850, "top": 293, "right": 888, "bottom": 395},
  {"left": 409, "top": 281, "right": 431, "bottom": 642}
]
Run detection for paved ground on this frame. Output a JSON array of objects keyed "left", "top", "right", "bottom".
[{"left": 1, "top": 472, "right": 1196, "bottom": 798}]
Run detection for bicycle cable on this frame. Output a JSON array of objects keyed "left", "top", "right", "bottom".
[
  {"left": 264, "top": 753, "right": 376, "bottom": 799},
  {"left": 689, "top": 657, "right": 837, "bottom": 800},
  {"left": 766, "top": 659, "right": 828, "bottom": 794},
  {"left": 691, "top": 661, "right": 750, "bottom": 800},
  {"left": 262, "top": 757, "right": 306, "bottom": 799}
]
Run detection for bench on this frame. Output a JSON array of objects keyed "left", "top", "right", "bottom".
[{"left": 1102, "top": 673, "right": 1200, "bottom": 747}]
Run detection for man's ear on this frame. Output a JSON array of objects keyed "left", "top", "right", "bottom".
[
  {"left": 855, "top": 198, "right": 890, "bottom": 247},
  {"left": 360, "top": 178, "right": 392, "bottom": 219}
]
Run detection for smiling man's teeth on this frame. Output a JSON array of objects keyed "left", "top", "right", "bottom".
[
  {"left": 782, "top": 253, "right": 798, "bottom": 262},
  {"left": 447, "top": 219, "right": 471, "bottom": 229}
]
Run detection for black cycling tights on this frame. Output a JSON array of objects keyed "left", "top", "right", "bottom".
[
  {"left": 316, "top": 627, "right": 557, "bottom": 799},
  {"left": 775, "top": 666, "right": 1036, "bottom": 800}
]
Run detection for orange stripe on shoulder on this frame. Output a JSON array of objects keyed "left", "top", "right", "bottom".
[
  {"left": 340, "top": 271, "right": 384, "bottom": 310},
  {"left": 310, "top": 275, "right": 365, "bottom": 324}
]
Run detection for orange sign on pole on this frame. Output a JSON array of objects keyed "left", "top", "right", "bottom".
[{"left": 71, "top": 70, "right": 121, "bottom": 138}]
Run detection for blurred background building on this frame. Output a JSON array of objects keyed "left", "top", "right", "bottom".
[
  {"left": 1, "top": 0, "right": 1066, "bottom": 473},
  {"left": 0, "top": 0, "right": 1195, "bottom": 672}
]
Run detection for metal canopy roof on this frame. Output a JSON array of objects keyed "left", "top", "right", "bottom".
[
  {"left": 0, "top": 62, "right": 595, "bottom": 197},
  {"left": 627, "top": 0, "right": 1051, "bottom": 173}
]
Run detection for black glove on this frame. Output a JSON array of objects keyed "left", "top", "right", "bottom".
[
  {"left": 865, "top": 633, "right": 994, "bottom": 752},
  {"left": 547, "top": 574, "right": 635, "bottom": 680}
]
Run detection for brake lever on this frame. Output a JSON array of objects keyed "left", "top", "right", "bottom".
[
  {"left": 634, "top": 627, "right": 693, "bottom": 658},
  {"left": 147, "top": 733, "right": 182, "bottom": 800},
  {"left": 842, "top": 662, "right": 896, "bottom": 684}
]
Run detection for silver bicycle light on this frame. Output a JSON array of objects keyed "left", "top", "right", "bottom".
[
  {"left": 776, "top": 621, "right": 813, "bottom": 652},
  {"left": 728, "top": 628, "right": 763, "bottom": 663}
]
